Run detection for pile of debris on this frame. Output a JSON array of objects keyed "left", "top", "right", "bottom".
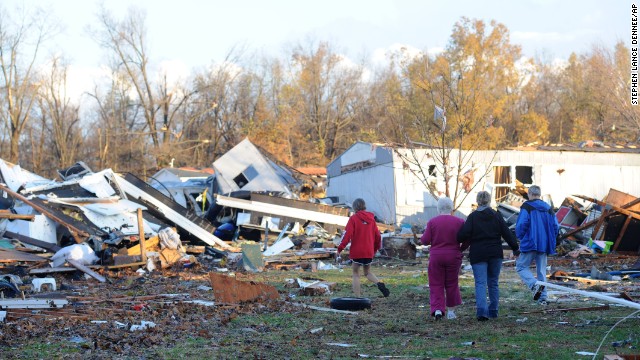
[{"left": 495, "top": 188, "right": 640, "bottom": 257}]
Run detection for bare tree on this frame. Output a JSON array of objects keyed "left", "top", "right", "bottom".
[
  {"left": 0, "top": 4, "right": 57, "bottom": 163},
  {"left": 87, "top": 68, "right": 143, "bottom": 173},
  {"left": 90, "top": 5, "right": 195, "bottom": 169},
  {"left": 36, "top": 56, "right": 83, "bottom": 173}
]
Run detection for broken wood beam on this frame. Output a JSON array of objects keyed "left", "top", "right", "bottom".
[
  {"left": 0, "top": 212, "right": 35, "bottom": 221},
  {"left": 521, "top": 304, "right": 610, "bottom": 314},
  {"left": 137, "top": 208, "right": 147, "bottom": 263},
  {"left": 67, "top": 259, "right": 106, "bottom": 283},
  {"left": 287, "top": 301, "right": 359, "bottom": 315},
  {"left": 127, "top": 236, "right": 159, "bottom": 256},
  {"left": 591, "top": 208, "right": 611, "bottom": 241},
  {"left": 0, "top": 184, "right": 92, "bottom": 243},
  {"left": 537, "top": 281, "right": 640, "bottom": 310},
  {"left": 0, "top": 248, "right": 49, "bottom": 262},
  {"left": 29, "top": 267, "right": 77, "bottom": 275},
  {"left": 216, "top": 194, "right": 350, "bottom": 227},
  {"left": 613, "top": 215, "right": 634, "bottom": 252},
  {"left": 573, "top": 195, "right": 640, "bottom": 222},
  {"left": 560, "top": 196, "right": 640, "bottom": 241},
  {"left": 108, "top": 172, "right": 231, "bottom": 249},
  {"left": 2, "top": 231, "right": 61, "bottom": 253}
]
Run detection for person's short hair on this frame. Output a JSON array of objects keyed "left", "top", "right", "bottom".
[
  {"left": 476, "top": 191, "right": 491, "bottom": 206},
  {"left": 528, "top": 185, "right": 541, "bottom": 198},
  {"left": 437, "top": 197, "right": 454, "bottom": 214},
  {"left": 352, "top": 198, "right": 366, "bottom": 211}
]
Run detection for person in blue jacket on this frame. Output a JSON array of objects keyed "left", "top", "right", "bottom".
[{"left": 515, "top": 185, "right": 559, "bottom": 305}]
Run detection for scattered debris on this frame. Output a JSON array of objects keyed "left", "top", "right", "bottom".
[{"left": 208, "top": 272, "right": 279, "bottom": 303}]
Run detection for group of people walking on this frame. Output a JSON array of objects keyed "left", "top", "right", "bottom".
[
  {"left": 336, "top": 185, "right": 559, "bottom": 321},
  {"left": 422, "top": 185, "right": 559, "bottom": 320}
]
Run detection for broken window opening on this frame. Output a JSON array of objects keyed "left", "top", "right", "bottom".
[
  {"left": 493, "top": 166, "right": 512, "bottom": 202},
  {"left": 428, "top": 165, "right": 436, "bottom": 176},
  {"left": 233, "top": 165, "right": 258, "bottom": 188},
  {"left": 515, "top": 166, "right": 533, "bottom": 184},
  {"left": 233, "top": 173, "right": 248, "bottom": 188}
]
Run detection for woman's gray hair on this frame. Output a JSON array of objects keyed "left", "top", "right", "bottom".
[
  {"left": 437, "top": 197, "right": 454, "bottom": 214},
  {"left": 476, "top": 191, "right": 491, "bottom": 206},
  {"left": 528, "top": 185, "right": 541, "bottom": 198},
  {"left": 352, "top": 198, "right": 366, "bottom": 211}
]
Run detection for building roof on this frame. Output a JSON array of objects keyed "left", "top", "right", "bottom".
[
  {"left": 158, "top": 168, "right": 213, "bottom": 178},
  {"left": 296, "top": 167, "right": 327, "bottom": 176}
]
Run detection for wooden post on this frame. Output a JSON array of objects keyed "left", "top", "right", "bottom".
[
  {"left": 263, "top": 221, "right": 269, "bottom": 251},
  {"left": 137, "top": 208, "right": 147, "bottom": 263}
]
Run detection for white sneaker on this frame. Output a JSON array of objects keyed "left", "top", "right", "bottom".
[
  {"left": 531, "top": 284, "right": 545, "bottom": 301},
  {"left": 447, "top": 310, "right": 457, "bottom": 319},
  {"left": 434, "top": 310, "right": 443, "bottom": 320}
]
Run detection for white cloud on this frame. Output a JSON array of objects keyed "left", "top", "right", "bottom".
[
  {"left": 157, "top": 60, "right": 190, "bottom": 88},
  {"left": 371, "top": 43, "right": 427, "bottom": 66},
  {"left": 66, "top": 65, "right": 110, "bottom": 104}
]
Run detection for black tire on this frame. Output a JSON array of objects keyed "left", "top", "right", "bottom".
[
  {"left": 0, "top": 280, "right": 19, "bottom": 298},
  {"left": 330, "top": 297, "right": 371, "bottom": 311}
]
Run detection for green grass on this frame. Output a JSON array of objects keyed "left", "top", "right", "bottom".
[
  {"left": 13, "top": 341, "right": 82, "bottom": 359},
  {"left": 2, "top": 258, "right": 639, "bottom": 359}
]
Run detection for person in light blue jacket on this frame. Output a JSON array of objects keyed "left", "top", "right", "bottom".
[{"left": 515, "top": 185, "right": 559, "bottom": 305}]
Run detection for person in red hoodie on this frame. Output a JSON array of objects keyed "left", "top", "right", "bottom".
[{"left": 337, "top": 198, "right": 390, "bottom": 297}]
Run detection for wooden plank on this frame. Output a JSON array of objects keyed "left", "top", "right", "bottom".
[
  {"left": 108, "top": 172, "right": 230, "bottom": 249},
  {"left": 538, "top": 281, "right": 640, "bottom": 310},
  {"left": 98, "top": 261, "right": 146, "bottom": 270},
  {"left": 550, "top": 275, "right": 620, "bottom": 285},
  {"left": 521, "top": 304, "right": 610, "bottom": 314},
  {"left": 591, "top": 208, "right": 611, "bottom": 241},
  {"left": 3, "top": 231, "right": 61, "bottom": 253},
  {"left": 574, "top": 195, "right": 640, "bottom": 222},
  {"left": 559, "top": 196, "right": 640, "bottom": 240},
  {"left": 216, "top": 194, "right": 350, "bottom": 227},
  {"left": 603, "top": 189, "right": 640, "bottom": 212},
  {"left": 0, "top": 184, "right": 92, "bottom": 243},
  {"left": 29, "top": 267, "right": 77, "bottom": 275},
  {"left": 0, "top": 248, "right": 48, "bottom": 262},
  {"left": 127, "top": 235, "right": 159, "bottom": 256},
  {"left": 263, "top": 252, "right": 332, "bottom": 264},
  {"left": 287, "top": 301, "right": 358, "bottom": 315},
  {"left": 67, "top": 259, "right": 106, "bottom": 283},
  {"left": 137, "top": 208, "right": 147, "bottom": 263},
  {"left": 613, "top": 216, "right": 633, "bottom": 251},
  {"left": 0, "top": 213, "right": 35, "bottom": 221}
]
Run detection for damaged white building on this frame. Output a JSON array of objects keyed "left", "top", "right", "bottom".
[{"left": 326, "top": 141, "right": 640, "bottom": 227}]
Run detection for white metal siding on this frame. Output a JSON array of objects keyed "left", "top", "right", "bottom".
[
  {"left": 326, "top": 163, "right": 396, "bottom": 224},
  {"left": 328, "top": 144, "right": 640, "bottom": 226}
]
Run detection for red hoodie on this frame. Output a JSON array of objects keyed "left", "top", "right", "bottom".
[{"left": 337, "top": 210, "right": 381, "bottom": 259}]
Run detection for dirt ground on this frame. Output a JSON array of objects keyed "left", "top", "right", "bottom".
[{"left": 1, "top": 253, "right": 639, "bottom": 359}]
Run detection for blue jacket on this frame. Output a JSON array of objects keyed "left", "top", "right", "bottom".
[{"left": 515, "top": 199, "right": 559, "bottom": 254}]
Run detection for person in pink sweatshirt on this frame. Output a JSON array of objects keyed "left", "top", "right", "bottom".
[
  {"left": 337, "top": 198, "right": 390, "bottom": 297},
  {"left": 421, "top": 197, "right": 466, "bottom": 320}
]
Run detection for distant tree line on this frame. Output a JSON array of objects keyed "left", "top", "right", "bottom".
[{"left": 0, "top": 5, "right": 637, "bottom": 179}]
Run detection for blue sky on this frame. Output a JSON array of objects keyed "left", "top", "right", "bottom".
[{"left": 6, "top": 0, "right": 628, "bottom": 67}]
